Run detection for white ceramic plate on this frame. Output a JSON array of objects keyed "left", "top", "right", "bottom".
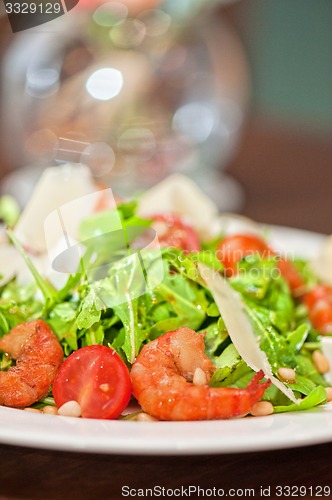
[{"left": 0, "top": 225, "right": 331, "bottom": 456}]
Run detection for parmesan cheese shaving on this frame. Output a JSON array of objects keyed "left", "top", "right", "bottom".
[
  {"left": 198, "top": 263, "right": 299, "bottom": 404},
  {"left": 137, "top": 174, "right": 219, "bottom": 242},
  {"left": 321, "top": 337, "right": 332, "bottom": 385},
  {"left": 310, "top": 235, "right": 332, "bottom": 285},
  {"left": 14, "top": 164, "right": 97, "bottom": 254}
]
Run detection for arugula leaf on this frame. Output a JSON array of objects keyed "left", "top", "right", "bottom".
[
  {"left": 75, "top": 287, "right": 103, "bottom": 330},
  {"left": 286, "top": 324, "right": 310, "bottom": 352},
  {"left": 48, "top": 302, "right": 79, "bottom": 353},
  {"left": 285, "top": 374, "right": 319, "bottom": 396},
  {"left": 294, "top": 352, "right": 328, "bottom": 386},
  {"left": 273, "top": 386, "right": 326, "bottom": 413},
  {"left": 79, "top": 208, "right": 124, "bottom": 241},
  {"left": 79, "top": 204, "right": 151, "bottom": 250},
  {"left": 82, "top": 323, "right": 105, "bottom": 347},
  {"left": 112, "top": 297, "right": 144, "bottom": 364},
  {"left": 292, "top": 258, "right": 319, "bottom": 289},
  {"left": 202, "top": 318, "right": 229, "bottom": 359},
  {"left": 210, "top": 344, "right": 252, "bottom": 383},
  {"left": 244, "top": 303, "right": 295, "bottom": 370},
  {"left": 153, "top": 260, "right": 206, "bottom": 330},
  {"left": 0, "top": 280, "right": 43, "bottom": 334},
  {"left": 7, "top": 228, "right": 58, "bottom": 309},
  {"left": 231, "top": 258, "right": 295, "bottom": 332},
  {"left": 77, "top": 251, "right": 149, "bottom": 362},
  {"left": 164, "top": 249, "right": 223, "bottom": 285},
  {"left": 0, "top": 195, "right": 20, "bottom": 226}
]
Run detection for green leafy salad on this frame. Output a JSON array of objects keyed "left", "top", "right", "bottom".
[{"left": 0, "top": 168, "right": 331, "bottom": 420}]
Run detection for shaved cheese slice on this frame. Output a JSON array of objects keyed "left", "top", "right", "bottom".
[
  {"left": 14, "top": 164, "right": 97, "bottom": 254},
  {"left": 0, "top": 241, "right": 47, "bottom": 286},
  {"left": 0, "top": 243, "right": 25, "bottom": 286},
  {"left": 137, "top": 174, "right": 219, "bottom": 242},
  {"left": 198, "top": 263, "right": 299, "bottom": 403},
  {"left": 321, "top": 337, "right": 332, "bottom": 385},
  {"left": 210, "top": 212, "right": 263, "bottom": 239},
  {"left": 310, "top": 235, "right": 332, "bottom": 285}
]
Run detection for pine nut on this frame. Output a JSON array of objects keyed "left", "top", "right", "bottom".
[
  {"left": 325, "top": 387, "right": 332, "bottom": 402},
  {"left": 136, "top": 412, "right": 158, "bottom": 422},
  {"left": 312, "top": 350, "right": 330, "bottom": 374},
  {"left": 42, "top": 405, "right": 58, "bottom": 415},
  {"left": 99, "top": 383, "right": 110, "bottom": 392},
  {"left": 23, "top": 407, "right": 41, "bottom": 413},
  {"left": 58, "top": 400, "right": 82, "bottom": 418},
  {"left": 193, "top": 367, "right": 208, "bottom": 386},
  {"left": 277, "top": 367, "right": 296, "bottom": 383},
  {"left": 250, "top": 401, "right": 274, "bottom": 417}
]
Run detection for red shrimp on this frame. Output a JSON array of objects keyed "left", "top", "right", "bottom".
[
  {"left": 0, "top": 320, "right": 63, "bottom": 408},
  {"left": 130, "top": 327, "right": 270, "bottom": 421}
]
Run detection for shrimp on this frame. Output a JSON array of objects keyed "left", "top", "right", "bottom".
[
  {"left": 130, "top": 327, "right": 271, "bottom": 421},
  {"left": 0, "top": 319, "right": 63, "bottom": 408}
]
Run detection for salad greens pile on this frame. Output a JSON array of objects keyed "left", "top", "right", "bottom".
[{"left": 0, "top": 200, "right": 328, "bottom": 413}]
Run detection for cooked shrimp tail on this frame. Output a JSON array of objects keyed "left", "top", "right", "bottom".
[
  {"left": 130, "top": 327, "right": 270, "bottom": 421},
  {"left": 0, "top": 320, "right": 63, "bottom": 408}
]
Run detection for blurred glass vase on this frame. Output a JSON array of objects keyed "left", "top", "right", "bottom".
[{"left": 1, "top": 0, "right": 249, "bottom": 208}]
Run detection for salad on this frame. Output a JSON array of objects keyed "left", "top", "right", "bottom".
[{"left": 0, "top": 164, "right": 331, "bottom": 421}]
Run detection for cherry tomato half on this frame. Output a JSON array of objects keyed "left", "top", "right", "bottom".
[
  {"left": 53, "top": 345, "right": 131, "bottom": 419},
  {"left": 216, "top": 234, "right": 272, "bottom": 277},
  {"left": 303, "top": 285, "right": 332, "bottom": 335},
  {"left": 277, "top": 257, "right": 305, "bottom": 295},
  {"left": 216, "top": 233, "right": 305, "bottom": 294},
  {"left": 152, "top": 214, "right": 200, "bottom": 253}
]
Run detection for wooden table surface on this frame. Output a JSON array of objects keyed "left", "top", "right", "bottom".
[{"left": 0, "top": 118, "right": 331, "bottom": 499}]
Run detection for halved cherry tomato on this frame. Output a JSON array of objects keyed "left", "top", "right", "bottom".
[
  {"left": 53, "top": 345, "right": 131, "bottom": 419},
  {"left": 152, "top": 214, "right": 200, "bottom": 252},
  {"left": 216, "top": 234, "right": 273, "bottom": 277},
  {"left": 303, "top": 285, "right": 332, "bottom": 335},
  {"left": 277, "top": 257, "right": 305, "bottom": 295},
  {"left": 216, "top": 233, "right": 305, "bottom": 294}
]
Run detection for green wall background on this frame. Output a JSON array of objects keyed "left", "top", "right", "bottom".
[{"left": 237, "top": 0, "right": 332, "bottom": 132}]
